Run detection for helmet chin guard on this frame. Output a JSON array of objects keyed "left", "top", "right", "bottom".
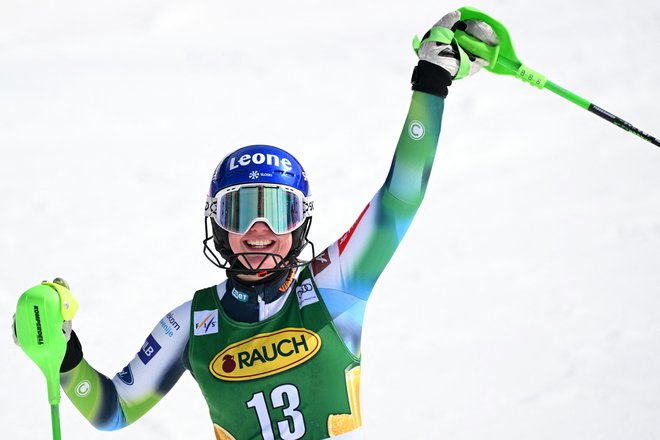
[{"left": 203, "top": 216, "right": 314, "bottom": 276}]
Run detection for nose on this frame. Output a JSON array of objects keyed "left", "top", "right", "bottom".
[{"left": 249, "top": 221, "right": 273, "bottom": 233}]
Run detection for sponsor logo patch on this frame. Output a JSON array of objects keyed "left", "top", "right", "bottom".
[
  {"left": 33, "top": 306, "right": 44, "bottom": 345},
  {"left": 231, "top": 288, "right": 249, "bottom": 303},
  {"left": 229, "top": 153, "right": 292, "bottom": 171},
  {"left": 118, "top": 365, "right": 134, "bottom": 385},
  {"left": 209, "top": 328, "right": 321, "bottom": 381},
  {"left": 194, "top": 309, "right": 219, "bottom": 336},
  {"left": 311, "top": 250, "right": 331, "bottom": 275},
  {"left": 138, "top": 334, "right": 161, "bottom": 365},
  {"left": 295, "top": 279, "right": 318, "bottom": 308},
  {"left": 159, "top": 312, "right": 181, "bottom": 337},
  {"left": 408, "top": 120, "right": 425, "bottom": 140},
  {"left": 75, "top": 380, "right": 91, "bottom": 397}
]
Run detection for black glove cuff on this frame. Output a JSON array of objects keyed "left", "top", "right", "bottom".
[
  {"left": 411, "top": 60, "right": 453, "bottom": 98},
  {"left": 60, "top": 330, "right": 84, "bottom": 373}
]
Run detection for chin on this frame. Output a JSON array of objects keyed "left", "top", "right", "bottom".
[{"left": 243, "top": 252, "right": 283, "bottom": 269}]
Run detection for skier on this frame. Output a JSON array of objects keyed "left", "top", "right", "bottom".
[{"left": 14, "top": 11, "right": 497, "bottom": 440}]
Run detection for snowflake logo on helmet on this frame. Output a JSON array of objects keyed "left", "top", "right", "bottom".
[{"left": 249, "top": 170, "right": 260, "bottom": 180}]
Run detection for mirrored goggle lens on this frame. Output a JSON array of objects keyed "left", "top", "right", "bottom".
[{"left": 217, "top": 186, "right": 305, "bottom": 235}]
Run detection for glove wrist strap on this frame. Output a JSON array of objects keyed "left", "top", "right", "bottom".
[
  {"left": 60, "top": 330, "right": 83, "bottom": 373},
  {"left": 411, "top": 60, "right": 453, "bottom": 98}
]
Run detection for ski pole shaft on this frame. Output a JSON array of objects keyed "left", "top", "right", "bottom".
[
  {"left": 497, "top": 56, "right": 660, "bottom": 147},
  {"left": 51, "top": 404, "right": 62, "bottom": 440},
  {"left": 584, "top": 103, "right": 660, "bottom": 147}
]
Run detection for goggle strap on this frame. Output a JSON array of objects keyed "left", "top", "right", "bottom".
[
  {"left": 303, "top": 196, "right": 314, "bottom": 217},
  {"left": 205, "top": 195, "right": 217, "bottom": 218}
]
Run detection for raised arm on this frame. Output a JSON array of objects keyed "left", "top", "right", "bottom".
[
  {"left": 59, "top": 301, "right": 191, "bottom": 430},
  {"left": 314, "top": 11, "right": 499, "bottom": 302}
]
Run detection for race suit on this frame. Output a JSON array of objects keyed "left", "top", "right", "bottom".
[{"left": 60, "top": 90, "right": 445, "bottom": 439}]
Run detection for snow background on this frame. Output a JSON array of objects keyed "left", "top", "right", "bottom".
[{"left": 2, "top": 0, "right": 660, "bottom": 438}]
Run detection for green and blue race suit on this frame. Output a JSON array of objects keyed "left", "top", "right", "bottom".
[{"left": 60, "top": 91, "right": 445, "bottom": 439}]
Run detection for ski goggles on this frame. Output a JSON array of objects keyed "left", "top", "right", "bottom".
[{"left": 206, "top": 185, "right": 313, "bottom": 235}]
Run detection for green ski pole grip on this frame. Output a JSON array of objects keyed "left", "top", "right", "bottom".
[
  {"left": 453, "top": 29, "right": 500, "bottom": 66},
  {"left": 17, "top": 281, "right": 78, "bottom": 439},
  {"left": 15, "top": 282, "right": 79, "bottom": 405}
]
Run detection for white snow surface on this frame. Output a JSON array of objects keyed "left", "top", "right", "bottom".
[{"left": 2, "top": 1, "right": 660, "bottom": 439}]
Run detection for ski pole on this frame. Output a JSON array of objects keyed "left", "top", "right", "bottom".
[
  {"left": 445, "top": 6, "right": 659, "bottom": 148},
  {"left": 15, "top": 280, "right": 79, "bottom": 440}
]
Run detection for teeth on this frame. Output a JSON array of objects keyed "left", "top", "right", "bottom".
[{"left": 246, "top": 240, "right": 274, "bottom": 248}]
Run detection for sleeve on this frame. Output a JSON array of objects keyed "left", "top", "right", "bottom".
[
  {"left": 59, "top": 300, "right": 191, "bottom": 431},
  {"left": 314, "top": 90, "right": 445, "bottom": 300},
  {"left": 311, "top": 91, "right": 445, "bottom": 357}
]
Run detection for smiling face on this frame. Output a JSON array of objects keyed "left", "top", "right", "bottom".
[{"left": 228, "top": 221, "right": 293, "bottom": 280}]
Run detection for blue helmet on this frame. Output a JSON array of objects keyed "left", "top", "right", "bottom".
[
  {"left": 209, "top": 145, "right": 310, "bottom": 198},
  {"left": 203, "top": 145, "right": 314, "bottom": 274}
]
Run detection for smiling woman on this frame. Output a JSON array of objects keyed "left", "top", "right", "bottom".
[
  {"left": 8, "top": 1, "right": 660, "bottom": 440},
  {"left": 40, "top": 9, "right": 495, "bottom": 435}
]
